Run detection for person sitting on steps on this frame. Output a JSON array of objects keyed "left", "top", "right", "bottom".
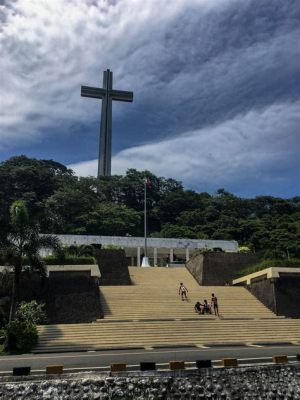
[
  {"left": 178, "top": 282, "right": 188, "bottom": 301},
  {"left": 202, "top": 299, "right": 211, "bottom": 314},
  {"left": 194, "top": 301, "right": 202, "bottom": 314}
]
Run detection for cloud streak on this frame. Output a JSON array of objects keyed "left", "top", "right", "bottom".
[{"left": 69, "top": 100, "right": 300, "bottom": 196}]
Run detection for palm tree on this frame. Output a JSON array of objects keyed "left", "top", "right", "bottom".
[{"left": 0, "top": 200, "right": 60, "bottom": 322}]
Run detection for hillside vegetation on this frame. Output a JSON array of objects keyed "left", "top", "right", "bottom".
[{"left": 0, "top": 156, "right": 299, "bottom": 259}]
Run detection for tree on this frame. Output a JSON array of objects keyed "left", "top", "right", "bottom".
[
  {"left": 0, "top": 200, "right": 60, "bottom": 321},
  {"left": 0, "top": 156, "right": 299, "bottom": 258},
  {"left": 0, "top": 156, "right": 74, "bottom": 237},
  {"left": 76, "top": 202, "right": 141, "bottom": 236}
]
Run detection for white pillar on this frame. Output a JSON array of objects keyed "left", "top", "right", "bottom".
[
  {"left": 185, "top": 248, "right": 190, "bottom": 262},
  {"left": 153, "top": 248, "right": 158, "bottom": 266},
  {"left": 137, "top": 247, "right": 141, "bottom": 267},
  {"left": 170, "top": 248, "right": 174, "bottom": 263}
]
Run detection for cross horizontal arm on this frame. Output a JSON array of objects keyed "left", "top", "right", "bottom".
[
  {"left": 81, "top": 86, "right": 106, "bottom": 99},
  {"left": 110, "top": 89, "right": 133, "bottom": 102}
]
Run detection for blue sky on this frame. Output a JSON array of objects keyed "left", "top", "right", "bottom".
[{"left": 0, "top": 0, "right": 299, "bottom": 197}]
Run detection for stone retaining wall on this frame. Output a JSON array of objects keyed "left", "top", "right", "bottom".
[
  {"left": 0, "top": 270, "right": 104, "bottom": 324},
  {"left": 186, "top": 252, "right": 259, "bottom": 285},
  {"left": 0, "top": 364, "right": 299, "bottom": 399},
  {"left": 95, "top": 249, "right": 131, "bottom": 285},
  {"left": 46, "top": 271, "right": 103, "bottom": 323},
  {"left": 247, "top": 275, "right": 300, "bottom": 318}
]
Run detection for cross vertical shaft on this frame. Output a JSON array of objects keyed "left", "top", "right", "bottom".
[
  {"left": 99, "top": 70, "right": 112, "bottom": 176},
  {"left": 81, "top": 69, "right": 133, "bottom": 177}
]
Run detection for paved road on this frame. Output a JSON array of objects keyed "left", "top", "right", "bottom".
[{"left": 0, "top": 344, "right": 300, "bottom": 374}]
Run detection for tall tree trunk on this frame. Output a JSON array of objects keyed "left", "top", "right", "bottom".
[{"left": 9, "top": 263, "right": 22, "bottom": 322}]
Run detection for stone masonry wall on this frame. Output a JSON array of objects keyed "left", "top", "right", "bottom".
[
  {"left": 46, "top": 271, "right": 103, "bottom": 323},
  {"left": 95, "top": 249, "right": 131, "bottom": 285},
  {"left": 246, "top": 277, "right": 277, "bottom": 314},
  {"left": 0, "top": 270, "right": 104, "bottom": 323},
  {"left": 1, "top": 365, "right": 299, "bottom": 399},
  {"left": 247, "top": 275, "right": 300, "bottom": 318},
  {"left": 186, "top": 252, "right": 259, "bottom": 286},
  {"left": 275, "top": 275, "right": 300, "bottom": 318}
]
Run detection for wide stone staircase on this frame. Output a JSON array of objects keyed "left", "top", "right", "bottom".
[{"left": 35, "top": 267, "right": 300, "bottom": 353}]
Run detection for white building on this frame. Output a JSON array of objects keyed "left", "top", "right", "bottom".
[{"left": 45, "top": 235, "right": 238, "bottom": 266}]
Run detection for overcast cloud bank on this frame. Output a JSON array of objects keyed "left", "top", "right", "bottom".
[{"left": 1, "top": 0, "right": 299, "bottom": 196}]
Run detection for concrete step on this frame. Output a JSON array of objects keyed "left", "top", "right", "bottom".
[
  {"left": 35, "top": 319, "right": 300, "bottom": 352},
  {"left": 34, "top": 267, "right": 289, "bottom": 353}
]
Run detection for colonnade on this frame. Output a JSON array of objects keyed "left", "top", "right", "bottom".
[{"left": 131, "top": 247, "right": 190, "bottom": 267}]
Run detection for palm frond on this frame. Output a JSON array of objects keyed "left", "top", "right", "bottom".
[{"left": 38, "top": 235, "right": 61, "bottom": 252}]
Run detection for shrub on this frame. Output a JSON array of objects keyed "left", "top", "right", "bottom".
[
  {"left": 15, "top": 301, "right": 47, "bottom": 325},
  {"left": 237, "top": 258, "right": 300, "bottom": 277},
  {"left": 102, "top": 244, "right": 122, "bottom": 250},
  {"left": 263, "top": 249, "right": 286, "bottom": 260},
  {"left": 43, "top": 255, "right": 96, "bottom": 265},
  {"left": 238, "top": 246, "right": 251, "bottom": 253},
  {"left": 66, "top": 244, "right": 94, "bottom": 257},
  {"left": 91, "top": 243, "right": 102, "bottom": 250},
  {"left": 4, "top": 320, "right": 38, "bottom": 353},
  {"left": 191, "top": 249, "right": 213, "bottom": 258}
]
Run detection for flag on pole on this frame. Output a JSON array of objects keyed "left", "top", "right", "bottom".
[{"left": 144, "top": 178, "right": 152, "bottom": 189}]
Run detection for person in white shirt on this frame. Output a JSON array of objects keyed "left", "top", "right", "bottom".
[{"left": 178, "top": 282, "right": 188, "bottom": 301}]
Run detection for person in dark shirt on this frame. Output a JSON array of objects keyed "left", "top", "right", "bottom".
[
  {"left": 194, "top": 301, "right": 202, "bottom": 314},
  {"left": 211, "top": 293, "right": 219, "bottom": 316}
]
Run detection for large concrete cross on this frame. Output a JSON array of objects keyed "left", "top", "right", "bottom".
[{"left": 81, "top": 69, "right": 133, "bottom": 177}]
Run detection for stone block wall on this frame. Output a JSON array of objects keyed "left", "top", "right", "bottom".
[
  {"left": 275, "top": 275, "right": 300, "bottom": 318},
  {"left": 247, "top": 274, "right": 300, "bottom": 318},
  {"left": 46, "top": 271, "right": 103, "bottom": 323},
  {"left": 95, "top": 249, "right": 131, "bottom": 285},
  {"left": 186, "top": 252, "right": 259, "bottom": 285},
  {"left": 0, "top": 272, "right": 46, "bottom": 302},
  {"left": 245, "top": 276, "right": 277, "bottom": 313},
  {"left": 0, "top": 270, "right": 104, "bottom": 324}
]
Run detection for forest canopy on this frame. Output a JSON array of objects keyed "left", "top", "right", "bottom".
[{"left": 0, "top": 156, "right": 299, "bottom": 259}]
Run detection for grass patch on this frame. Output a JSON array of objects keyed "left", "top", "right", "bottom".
[
  {"left": 237, "top": 258, "right": 300, "bottom": 277},
  {"left": 43, "top": 255, "right": 96, "bottom": 265}
]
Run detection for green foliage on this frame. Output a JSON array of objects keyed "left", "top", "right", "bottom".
[
  {"left": 0, "top": 199, "right": 60, "bottom": 321},
  {"left": 190, "top": 249, "right": 213, "bottom": 258},
  {"left": 76, "top": 202, "right": 141, "bottom": 236},
  {"left": 238, "top": 259, "right": 300, "bottom": 277},
  {"left": 10, "top": 200, "right": 29, "bottom": 229},
  {"left": 15, "top": 301, "right": 47, "bottom": 325},
  {"left": 43, "top": 255, "right": 96, "bottom": 265},
  {"left": 66, "top": 245, "right": 94, "bottom": 257},
  {"left": 103, "top": 244, "right": 122, "bottom": 250},
  {"left": 3, "top": 320, "right": 38, "bottom": 353},
  {"left": 3, "top": 301, "right": 45, "bottom": 353},
  {"left": 238, "top": 246, "right": 251, "bottom": 253},
  {"left": 0, "top": 156, "right": 299, "bottom": 261}
]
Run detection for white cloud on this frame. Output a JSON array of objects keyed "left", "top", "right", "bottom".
[
  {"left": 1, "top": 0, "right": 299, "bottom": 195},
  {"left": 2, "top": 0, "right": 299, "bottom": 149},
  {"left": 69, "top": 100, "right": 300, "bottom": 193},
  {"left": 0, "top": 0, "right": 205, "bottom": 146}
]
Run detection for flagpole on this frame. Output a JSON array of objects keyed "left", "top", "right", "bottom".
[
  {"left": 141, "top": 178, "right": 150, "bottom": 267},
  {"left": 144, "top": 179, "right": 147, "bottom": 258}
]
